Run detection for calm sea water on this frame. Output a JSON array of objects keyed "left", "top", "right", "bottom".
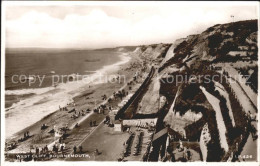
[{"left": 5, "top": 48, "right": 121, "bottom": 90}]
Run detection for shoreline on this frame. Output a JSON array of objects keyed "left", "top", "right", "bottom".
[
  {"left": 4, "top": 51, "right": 126, "bottom": 109},
  {"left": 5, "top": 50, "right": 144, "bottom": 155},
  {"left": 5, "top": 51, "right": 131, "bottom": 139}
]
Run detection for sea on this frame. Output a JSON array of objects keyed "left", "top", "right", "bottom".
[{"left": 5, "top": 48, "right": 131, "bottom": 139}]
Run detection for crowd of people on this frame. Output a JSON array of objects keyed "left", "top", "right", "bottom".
[
  {"left": 7, "top": 68, "right": 146, "bottom": 162},
  {"left": 142, "top": 133, "right": 154, "bottom": 161},
  {"left": 112, "top": 89, "right": 128, "bottom": 101},
  {"left": 89, "top": 120, "right": 97, "bottom": 127},
  {"left": 93, "top": 104, "right": 107, "bottom": 114},
  {"left": 15, "top": 143, "right": 67, "bottom": 161},
  {"left": 71, "top": 109, "right": 89, "bottom": 119},
  {"left": 17, "top": 131, "right": 30, "bottom": 142},
  {"left": 119, "top": 131, "right": 145, "bottom": 161},
  {"left": 6, "top": 142, "right": 17, "bottom": 151},
  {"left": 123, "top": 133, "right": 135, "bottom": 158},
  {"left": 73, "top": 145, "right": 101, "bottom": 157},
  {"left": 34, "top": 143, "right": 66, "bottom": 156},
  {"left": 73, "top": 145, "right": 83, "bottom": 154},
  {"left": 133, "top": 132, "right": 144, "bottom": 156}
]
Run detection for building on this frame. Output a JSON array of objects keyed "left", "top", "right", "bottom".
[
  {"left": 114, "top": 120, "right": 123, "bottom": 132},
  {"left": 122, "top": 118, "right": 157, "bottom": 128},
  {"left": 109, "top": 109, "right": 118, "bottom": 125}
]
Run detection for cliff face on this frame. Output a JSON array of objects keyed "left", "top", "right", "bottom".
[
  {"left": 158, "top": 19, "right": 257, "bottom": 161},
  {"left": 139, "top": 43, "right": 171, "bottom": 62},
  {"left": 160, "top": 20, "right": 258, "bottom": 72},
  {"left": 124, "top": 44, "right": 171, "bottom": 116},
  {"left": 134, "top": 19, "right": 257, "bottom": 161}
]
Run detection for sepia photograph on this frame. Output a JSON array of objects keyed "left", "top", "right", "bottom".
[{"left": 1, "top": 1, "right": 259, "bottom": 164}]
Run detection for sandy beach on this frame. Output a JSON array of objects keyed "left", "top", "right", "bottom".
[{"left": 5, "top": 50, "right": 146, "bottom": 159}]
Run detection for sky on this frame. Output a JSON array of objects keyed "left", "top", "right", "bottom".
[{"left": 3, "top": 1, "right": 259, "bottom": 49}]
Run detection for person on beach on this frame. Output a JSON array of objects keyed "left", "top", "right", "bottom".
[
  {"left": 186, "top": 147, "right": 192, "bottom": 160},
  {"left": 95, "top": 149, "right": 100, "bottom": 155},
  {"left": 102, "top": 95, "right": 105, "bottom": 100},
  {"left": 53, "top": 145, "right": 56, "bottom": 153},
  {"left": 73, "top": 146, "right": 77, "bottom": 154},
  {"left": 45, "top": 145, "right": 48, "bottom": 153},
  {"left": 105, "top": 116, "right": 110, "bottom": 124},
  {"left": 39, "top": 147, "right": 42, "bottom": 154},
  {"left": 90, "top": 120, "right": 93, "bottom": 127},
  {"left": 63, "top": 143, "right": 66, "bottom": 151},
  {"left": 60, "top": 144, "right": 64, "bottom": 153},
  {"left": 55, "top": 145, "right": 59, "bottom": 153},
  {"left": 59, "top": 137, "right": 62, "bottom": 144},
  {"left": 113, "top": 92, "right": 116, "bottom": 98},
  {"left": 36, "top": 147, "right": 39, "bottom": 155},
  {"left": 79, "top": 145, "right": 83, "bottom": 154}
]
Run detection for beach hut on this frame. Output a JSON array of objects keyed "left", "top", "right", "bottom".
[
  {"left": 118, "top": 100, "right": 128, "bottom": 107},
  {"left": 114, "top": 120, "right": 123, "bottom": 132},
  {"left": 125, "top": 93, "right": 133, "bottom": 100}
]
